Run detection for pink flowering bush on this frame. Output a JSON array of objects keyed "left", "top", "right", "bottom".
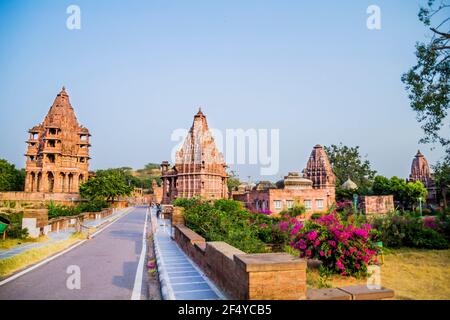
[{"left": 283, "top": 211, "right": 379, "bottom": 277}]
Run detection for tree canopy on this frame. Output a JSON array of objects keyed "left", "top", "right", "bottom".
[
  {"left": 402, "top": 0, "right": 450, "bottom": 158},
  {"left": 0, "top": 159, "right": 25, "bottom": 192},
  {"left": 372, "top": 175, "right": 428, "bottom": 209},
  {"left": 79, "top": 169, "right": 133, "bottom": 202},
  {"left": 433, "top": 159, "right": 450, "bottom": 208},
  {"left": 324, "top": 143, "right": 377, "bottom": 191}
]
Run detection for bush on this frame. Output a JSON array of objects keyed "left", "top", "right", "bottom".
[
  {"left": 283, "top": 211, "right": 380, "bottom": 277},
  {"left": 7, "top": 224, "right": 28, "bottom": 239},
  {"left": 371, "top": 212, "right": 449, "bottom": 249},
  {"left": 280, "top": 204, "right": 306, "bottom": 218},
  {"left": 178, "top": 199, "right": 271, "bottom": 253},
  {"left": 77, "top": 199, "right": 109, "bottom": 213},
  {"left": 48, "top": 200, "right": 109, "bottom": 219}
]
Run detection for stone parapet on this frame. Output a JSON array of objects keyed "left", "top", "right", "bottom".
[{"left": 173, "top": 224, "right": 307, "bottom": 300}]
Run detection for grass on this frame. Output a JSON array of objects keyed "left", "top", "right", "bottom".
[
  {"left": 0, "top": 233, "right": 85, "bottom": 278},
  {"left": 307, "top": 248, "right": 450, "bottom": 300},
  {"left": 0, "top": 236, "right": 49, "bottom": 250}
]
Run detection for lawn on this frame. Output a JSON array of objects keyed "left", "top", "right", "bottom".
[
  {"left": 0, "top": 236, "right": 49, "bottom": 250},
  {"left": 0, "top": 233, "right": 84, "bottom": 278},
  {"left": 307, "top": 248, "right": 450, "bottom": 300}
]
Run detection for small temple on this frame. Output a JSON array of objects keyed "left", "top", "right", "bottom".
[
  {"left": 24, "top": 87, "right": 90, "bottom": 193},
  {"left": 408, "top": 150, "right": 437, "bottom": 202},
  {"left": 160, "top": 109, "right": 228, "bottom": 204}
]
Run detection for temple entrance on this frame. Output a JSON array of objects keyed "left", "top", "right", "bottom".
[
  {"left": 36, "top": 173, "right": 42, "bottom": 192},
  {"left": 47, "top": 172, "right": 54, "bottom": 192}
]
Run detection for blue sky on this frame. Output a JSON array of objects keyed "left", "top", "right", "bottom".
[{"left": 0, "top": 0, "right": 446, "bottom": 182}]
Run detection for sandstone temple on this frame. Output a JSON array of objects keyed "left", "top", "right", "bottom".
[
  {"left": 24, "top": 87, "right": 90, "bottom": 193},
  {"left": 408, "top": 150, "right": 436, "bottom": 202},
  {"left": 160, "top": 109, "right": 228, "bottom": 204}
]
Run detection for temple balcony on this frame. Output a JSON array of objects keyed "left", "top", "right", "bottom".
[{"left": 42, "top": 147, "right": 62, "bottom": 154}]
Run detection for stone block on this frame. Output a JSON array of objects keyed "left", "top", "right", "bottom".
[{"left": 338, "top": 285, "right": 395, "bottom": 300}]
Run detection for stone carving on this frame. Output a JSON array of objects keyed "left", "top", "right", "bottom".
[
  {"left": 24, "top": 87, "right": 90, "bottom": 193},
  {"left": 161, "top": 109, "right": 228, "bottom": 204}
]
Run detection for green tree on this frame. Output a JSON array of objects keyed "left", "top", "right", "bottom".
[
  {"left": 79, "top": 169, "right": 133, "bottom": 202},
  {"left": 401, "top": 0, "right": 450, "bottom": 158},
  {"left": 0, "top": 159, "right": 25, "bottom": 191},
  {"left": 324, "top": 143, "right": 377, "bottom": 191},
  {"left": 433, "top": 160, "right": 450, "bottom": 208},
  {"left": 227, "top": 170, "right": 241, "bottom": 192},
  {"left": 372, "top": 175, "right": 428, "bottom": 209}
]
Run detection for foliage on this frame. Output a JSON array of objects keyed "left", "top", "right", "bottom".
[
  {"left": 0, "top": 212, "right": 28, "bottom": 239},
  {"left": 227, "top": 170, "right": 241, "bottom": 192},
  {"left": 433, "top": 160, "right": 450, "bottom": 208},
  {"left": 372, "top": 175, "right": 428, "bottom": 209},
  {"left": 324, "top": 143, "right": 377, "bottom": 190},
  {"left": 47, "top": 200, "right": 109, "bottom": 219},
  {"left": 283, "top": 211, "right": 380, "bottom": 277},
  {"left": 280, "top": 204, "right": 306, "bottom": 218},
  {"left": 0, "top": 159, "right": 25, "bottom": 192},
  {"left": 174, "top": 198, "right": 286, "bottom": 253},
  {"left": 79, "top": 169, "right": 133, "bottom": 202},
  {"left": 401, "top": 0, "right": 450, "bottom": 157},
  {"left": 371, "top": 212, "right": 449, "bottom": 249}
]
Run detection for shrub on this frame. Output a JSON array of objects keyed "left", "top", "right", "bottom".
[
  {"left": 280, "top": 204, "right": 306, "bottom": 218},
  {"left": 77, "top": 199, "right": 109, "bottom": 213},
  {"left": 371, "top": 212, "right": 449, "bottom": 249},
  {"left": 7, "top": 225, "right": 28, "bottom": 239},
  {"left": 179, "top": 199, "right": 269, "bottom": 253},
  {"left": 284, "top": 211, "right": 380, "bottom": 277}
]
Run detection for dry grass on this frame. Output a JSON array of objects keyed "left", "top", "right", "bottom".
[
  {"left": 307, "top": 248, "right": 450, "bottom": 300},
  {"left": 0, "top": 233, "right": 84, "bottom": 278},
  {"left": 0, "top": 236, "right": 49, "bottom": 250}
]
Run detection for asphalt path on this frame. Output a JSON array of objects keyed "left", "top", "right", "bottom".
[{"left": 0, "top": 207, "right": 149, "bottom": 300}]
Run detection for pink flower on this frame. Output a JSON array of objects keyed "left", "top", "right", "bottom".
[
  {"left": 306, "top": 231, "right": 318, "bottom": 241},
  {"left": 279, "top": 221, "right": 289, "bottom": 232},
  {"left": 336, "top": 260, "right": 345, "bottom": 270},
  {"left": 319, "top": 250, "right": 325, "bottom": 257}
]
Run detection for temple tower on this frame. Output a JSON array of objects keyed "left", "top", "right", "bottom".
[
  {"left": 24, "top": 87, "right": 90, "bottom": 193},
  {"left": 161, "top": 109, "right": 228, "bottom": 204},
  {"left": 409, "top": 150, "right": 436, "bottom": 201},
  {"left": 303, "top": 144, "right": 336, "bottom": 189}
]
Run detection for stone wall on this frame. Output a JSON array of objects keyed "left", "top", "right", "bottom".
[
  {"left": 361, "top": 195, "right": 394, "bottom": 215},
  {"left": 173, "top": 224, "right": 306, "bottom": 300},
  {"left": 0, "top": 192, "right": 80, "bottom": 207}
]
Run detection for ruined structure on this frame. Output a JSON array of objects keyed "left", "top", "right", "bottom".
[
  {"left": 161, "top": 109, "right": 228, "bottom": 204},
  {"left": 408, "top": 150, "right": 436, "bottom": 202},
  {"left": 24, "top": 87, "right": 90, "bottom": 193},
  {"left": 233, "top": 145, "right": 336, "bottom": 217}
]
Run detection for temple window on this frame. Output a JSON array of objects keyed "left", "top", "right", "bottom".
[
  {"left": 49, "top": 128, "right": 57, "bottom": 135},
  {"left": 47, "top": 154, "right": 55, "bottom": 163},
  {"left": 286, "top": 200, "right": 294, "bottom": 209},
  {"left": 79, "top": 157, "right": 85, "bottom": 163},
  {"left": 80, "top": 135, "right": 87, "bottom": 141},
  {"left": 304, "top": 200, "right": 312, "bottom": 210},
  {"left": 48, "top": 140, "right": 56, "bottom": 147},
  {"left": 274, "top": 200, "right": 282, "bottom": 210},
  {"left": 316, "top": 199, "right": 324, "bottom": 209}
]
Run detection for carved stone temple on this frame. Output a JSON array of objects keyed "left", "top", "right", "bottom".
[
  {"left": 24, "top": 87, "right": 90, "bottom": 193},
  {"left": 408, "top": 150, "right": 437, "bottom": 202},
  {"left": 161, "top": 109, "right": 228, "bottom": 204}
]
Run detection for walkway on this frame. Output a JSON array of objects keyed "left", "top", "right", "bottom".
[
  {"left": 0, "top": 207, "right": 148, "bottom": 300},
  {"left": 152, "top": 208, "right": 225, "bottom": 300},
  {"left": 0, "top": 208, "right": 130, "bottom": 260}
]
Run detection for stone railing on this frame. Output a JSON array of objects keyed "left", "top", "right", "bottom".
[
  {"left": 48, "top": 208, "right": 114, "bottom": 233},
  {"left": 173, "top": 224, "right": 306, "bottom": 300}
]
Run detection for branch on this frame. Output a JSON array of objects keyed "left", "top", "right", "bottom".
[{"left": 431, "top": 28, "right": 450, "bottom": 38}]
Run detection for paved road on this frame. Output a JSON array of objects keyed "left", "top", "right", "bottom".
[{"left": 0, "top": 207, "right": 149, "bottom": 300}]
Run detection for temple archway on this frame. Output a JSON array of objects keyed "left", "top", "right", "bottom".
[
  {"left": 36, "top": 173, "right": 42, "bottom": 192},
  {"left": 68, "top": 173, "right": 73, "bottom": 192},
  {"left": 60, "top": 173, "right": 66, "bottom": 192},
  {"left": 47, "top": 172, "right": 54, "bottom": 193}
]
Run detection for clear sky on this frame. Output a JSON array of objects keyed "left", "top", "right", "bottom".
[{"left": 0, "top": 0, "right": 446, "bottom": 182}]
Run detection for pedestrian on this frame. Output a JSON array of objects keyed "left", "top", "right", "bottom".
[{"left": 156, "top": 203, "right": 161, "bottom": 219}]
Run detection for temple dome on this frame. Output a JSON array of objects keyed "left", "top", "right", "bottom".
[
  {"left": 341, "top": 178, "right": 358, "bottom": 190},
  {"left": 284, "top": 172, "right": 313, "bottom": 190}
]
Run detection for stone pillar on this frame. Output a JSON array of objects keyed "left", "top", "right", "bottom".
[{"left": 41, "top": 171, "right": 49, "bottom": 193}]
